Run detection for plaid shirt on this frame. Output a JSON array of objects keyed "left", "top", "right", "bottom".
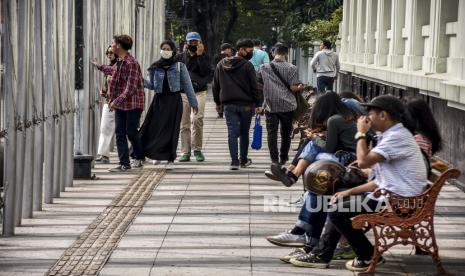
[{"left": 97, "top": 54, "right": 145, "bottom": 110}]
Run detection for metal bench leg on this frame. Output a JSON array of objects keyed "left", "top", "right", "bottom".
[{"left": 430, "top": 239, "right": 447, "bottom": 275}]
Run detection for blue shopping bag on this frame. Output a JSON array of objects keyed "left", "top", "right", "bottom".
[{"left": 251, "top": 115, "right": 262, "bottom": 150}]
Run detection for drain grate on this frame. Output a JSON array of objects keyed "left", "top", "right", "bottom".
[{"left": 47, "top": 169, "right": 165, "bottom": 276}]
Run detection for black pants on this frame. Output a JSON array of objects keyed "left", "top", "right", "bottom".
[
  {"left": 115, "top": 108, "right": 144, "bottom": 167},
  {"left": 316, "top": 76, "right": 335, "bottom": 94},
  {"left": 313, "top": 196, "right": 380, "bottom": 262},
  {"left": 265, "top": 111, "right": 294, "bottom": 163}
]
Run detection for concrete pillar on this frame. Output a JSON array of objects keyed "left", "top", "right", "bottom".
[
  {"left": 387, "top": 0, "right": 406, "bottom": 68},
  {"left": 424, "top": 0, "right": 459, "bottom": 73},
  {"left": 374, "top": 0, "right": 392, "bottom": 67},
  {"left": 341, "top": 0, "right": 351, "bottom": 62},
  {"left": 348, "top": 0, "right": 357, "bottom": 62},
  {"left": 364, "top": 0, "right": 377, "bottom": 64},
  {"left": 355, "top": 0, "right": 366, "bottom": 63},
  {"left": 403, "top": 0, "right": 431, "bottom": 71},
  {"left": 448, "top": 0, "right": 465, "bottom": 79}
]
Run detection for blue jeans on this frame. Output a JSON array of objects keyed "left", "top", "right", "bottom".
[
  {"left": 296, "top": 192, "right": 327, "bottom": 245},
  {"left": 223, "top": 104, "right": 254, "bottom": 164},
  {"left": 299, "top": 140, "right": 338, "bottom": 163},
  {"left": 299, "top": 140, "right": 355, "bottom": 165}
]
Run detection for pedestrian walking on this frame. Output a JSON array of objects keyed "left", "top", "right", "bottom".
[
  {"left": 95, "top": 45, "right": 118, "bottom": 164},
  {"left": 250, "top": 39, "right": 270, "bottom": 72},
  {"left": 257, "top": 43, "right": 304, "bottom": 165},
  {"left": 310, "top": 40, "right": 340, "bottom": 95},
  {"left": 212, "top": 39, "right": 263, "bottom": 170},
  {"left": 214, "top": 43, "right": 234, "bottom": 119},
  {"left": 140, "top": 40, "right": 199, "bottom": 170},
  {"left": 176, "top": 32, "right": 211, "bottom": 162},
  {"left": 91, "top": 34, "right": 145, "bottom": 172}
]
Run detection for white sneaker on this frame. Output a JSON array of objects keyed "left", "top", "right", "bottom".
[
  {"left": 165, "top": 162, "right": 174, "bottom": 170},
  {"left": 266, "top": 230, "right": 307, "bottom": 247},
  {"left": 280, "top": 248, "right": 307, "bottom": 263},
  {"left": 131, "top": 159, "right": 144, "bottom": 169},
  {"left": 152, "top": 160, "right": 161, "bottom": 165}
]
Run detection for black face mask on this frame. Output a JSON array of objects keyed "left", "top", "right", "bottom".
[
  {"left": 188, "top": 45, "right": 197, "bottom": 53},
  {"left": 244, "top": 51, "right": 253, "bottom": 60}
]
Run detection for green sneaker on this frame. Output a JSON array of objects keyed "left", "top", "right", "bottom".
[
  {"left": 333, "top": 245, "right": 356, "bottom": 260},
  {"left": 179, "top": 153, "right": 191, "bottom": 162},
  {"left": 193, "top": 151, "right": 205, "bottom": 162}
]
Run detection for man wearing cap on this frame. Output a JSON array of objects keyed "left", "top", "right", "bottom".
[
  {"left": 176, "top": 32, "right": 211, "bottom": 162},
  {"left": 214, "top": 43, "right": 233, "bottom": 66},
  {"left": 213, "top": 43, "right": 234, "bottom": 119},
  {"left": 289, "top": 95, "right": 427, "bottom": 272}
]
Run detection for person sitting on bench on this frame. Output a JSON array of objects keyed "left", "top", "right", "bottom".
[{"left": 288, "top": 95, "right": 428, "bottom": 271}]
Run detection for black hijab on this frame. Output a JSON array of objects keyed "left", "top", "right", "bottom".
[{"left": 149, "top": 40, "right": 177, "bottom": 69}]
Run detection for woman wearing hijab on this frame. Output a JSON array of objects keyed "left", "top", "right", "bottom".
[{"left": 140, "top": 40, "right": 198, "bottom": 169}]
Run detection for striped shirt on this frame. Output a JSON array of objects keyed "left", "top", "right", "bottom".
[
  {"left": 369, "top": 123, "right": 427, "bottom": 200},
  {"left": 257, "top": 59, "right": 299, "bottom": 113}
]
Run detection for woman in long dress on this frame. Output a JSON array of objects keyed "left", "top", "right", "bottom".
[{"left": 140, "top": 40, "right": 198, "bottom": 169}]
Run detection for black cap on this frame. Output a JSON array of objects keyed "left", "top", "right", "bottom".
[
  {"left": 360, "top": 95, "right": 405, "bottom": 117},
  {"left": 220, "top": 43, "right": 232, "bottom": 51}
]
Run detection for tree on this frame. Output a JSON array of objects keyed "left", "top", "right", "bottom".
[
  {"left": 299, "top": 6, "right": 343, "bottom": 49},
  {"left": 165, "top": 0, "right": 342, "bottom": 61}
]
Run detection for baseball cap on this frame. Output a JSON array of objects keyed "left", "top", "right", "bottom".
[
  {"left": 360, "top": 95, "right": 405, "bottom": 117},
  {"left": 220, "top": 43, "right": 232, "bottom": 51},
  {"left": 342, "top": 98, "right": 367, "bottom": 115},
  {"left": 186, "top": 32, "right": 201, "bottom": 41}
]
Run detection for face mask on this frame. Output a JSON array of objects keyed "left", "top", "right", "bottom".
[
  {"left": 188, "top": 45, "right": 197, "bottom": 52},
  {"left": 160, "top": 50, "right": 173, "bottom": 59},
  {"left": 244, "top": 51, "right": 253, "bottom": 60}
]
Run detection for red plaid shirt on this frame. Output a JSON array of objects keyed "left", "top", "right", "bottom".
[{"left": 97, "top": 54, "right": 145, "bottom": 110}]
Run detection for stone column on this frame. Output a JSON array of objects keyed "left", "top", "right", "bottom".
[
  {"left": 424, "top": 0, "right": 459, "bottom": 73},
  {"left": 348, "top": 0, "right": 357, "bottom": 62},
  {"left": 403, "top": 0, "right": 430, "bottom": 71},
  {"left": 374, "top": 0, "right": 391, "bottom": 67},
  {"left": 387, "top": 0, "right": 406, "bottom": 68},
  {"left": 448, "top": 0, "right": 465, "bottom": 78},
  {"left": 355, "top": 0, "right": 366, "bottom": 63},
  {"left": 364, "top": 0, "right": 377, "bottom": 64},
  {"left": 341, "top": 0, "right": 351, "bottom": 62}
]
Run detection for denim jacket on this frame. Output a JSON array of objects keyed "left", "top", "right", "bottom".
[{"left": 144, "top": 62, "right": 198, "bottom": 107}]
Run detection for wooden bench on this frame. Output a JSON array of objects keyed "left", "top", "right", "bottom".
[{"left": 352, "top": 159, "right": 461, "bottom": 275}]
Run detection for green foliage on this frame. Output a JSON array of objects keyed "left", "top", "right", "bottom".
[
  {"left": 299, "top": 6, "right": 342, "bottom": 49},
  {"left": 165, "top": 0, "right": 342, "bottom": 54}
]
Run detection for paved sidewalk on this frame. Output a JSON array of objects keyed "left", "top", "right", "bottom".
[{"left": 1, "top": 96, "right": 465, "bottom": 275}]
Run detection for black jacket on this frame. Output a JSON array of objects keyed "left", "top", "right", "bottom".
[
  {"left": 214, "top": 53, "right": 228, "bottom": 66},
  {"left": 212, "top": 56, "right": 262, "bottom": 107},
  {"left": 176, "top": 51, "right": 211, "bottom": 92}
]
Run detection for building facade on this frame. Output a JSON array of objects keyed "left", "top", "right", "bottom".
[{"left": 338, "top": 0, "right": 465, "bottom": 183}]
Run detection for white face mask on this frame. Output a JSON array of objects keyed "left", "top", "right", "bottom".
[{"left": 160, "top": 50, "right": 173, "bottom": 59}]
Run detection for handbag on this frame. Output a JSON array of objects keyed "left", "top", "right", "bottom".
[
  {"left": 251, "top": 115, "right": 262, "bottom": 150},
  {"left": 269, "top": 63, "right": 310, "bottom": 120}
]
